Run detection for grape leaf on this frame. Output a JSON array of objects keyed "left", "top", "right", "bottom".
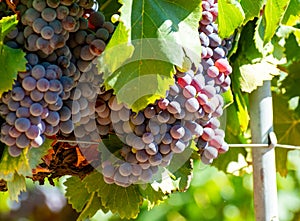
[
  {"left": 280, "top": 61, "right": 300, "bottom": 98},
  {"left": 84, "top": 171, "right": 143, "bottom": 219},
  {"left": 262, "top": 0, "right": 290, "bottom": 44},
  {"left": 77, "top": 192, "right": 103, "bottom": 221},
  {"left": 0, "top": 45, "right": 27, "bottom": 97},
  {"left": 217, "top": 0, "right": 245, "bottom": 38},
  {"left": 0, "top": 147, "right": 31, "bottom": 181},
  {"left": 281, "top": 0, "right": 300, "bottom": 26},
  {"left": 98, "top": 0, "right": 121, "bottom": 21},
  {"left": 222, "top": 89, "right": 234, "bottom": 109},
  {"left": 138, "top": 184, "right": 165, "bottom": 209},
  {"left": 99, "top": 0, "right": 201, "bottom": 112},
  {"left": 273, "top": 93, "right": 300, "bottom": 176},
  {"left": 64, "top": 176, "right": 91, "bottom": 212},
  {"left": 239, "top": 61, "right": 279, "bottom": 93},
  {"left": 284, "top": 31, "right": 300, "bottom": 61},
  {"left": 0, "top": 15, "right": 18, "bottom": 44},
  {"left": 240, "top": 0, "right": 264, "bottom": 24},
  {"left": 28, "top": 138, "right": 53, "bottom": 168},
  {"left": 172, "top": 158, "right": 193, "bottom": 192},
  {"left": 0, "top": 15, "right": 26, "bottom": 97},
  {"left": 6, "top": 173, "right": 26, "bottom": 202}
]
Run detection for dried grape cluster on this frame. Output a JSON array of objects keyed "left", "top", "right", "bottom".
[{"left": 0, "top": 0, "right": 232, "bottom": 188}]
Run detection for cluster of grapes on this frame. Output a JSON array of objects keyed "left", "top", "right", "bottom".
[
  {"left": 0, "top": 0, "right": 233, "bottom": 188},
  {"left": 98, "top": 0, "right": 233, "bottom": 187},
  {"left": 0, "top": 0, "right": 114, "bottom": 156}
]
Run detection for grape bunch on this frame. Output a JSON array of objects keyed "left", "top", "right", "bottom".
[
  {"left": 0, "top": 0, "right": 114, "bottom": 157},
  {"left": 98, "top": 0, "right": 233, "bottom": 187},
  {"left": 0, "top": 0, "right": 232, "bottom": 188}
]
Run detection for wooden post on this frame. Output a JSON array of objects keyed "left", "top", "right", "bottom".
[{"left": 249, "top": 80, "right": 279, "bottom": 221}]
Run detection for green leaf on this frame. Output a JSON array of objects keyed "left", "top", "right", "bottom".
[
  {"left": 240, "top": 0, "right": 264, "bottom": 24},
  {"left": 138, "top": 184, "right": 165, "bottom": 208},
  {"left": 172, "top": 158, "right": 193, "bottom": 192},
  {"left": 98, "top": 0, "right": 122, "bottom": 21},
  {"left": 99, "top": 0, "right": 202, "bottom": 112},
  {"left": 263, "top": 0, "right": 290, "bottom": 44},
  {"left": 28, "top": 138, "right": 53, "bottom": 168},
  {"left": 6, "top": 173, "right": 26, "bottom": 202},
  {"left": 0, "top": 15, "right": 18, "bottom": 45},
  {"left": 105, "top": 60, "right": 175, "bottom": 112},
  {"left": 0, "top": 147, "right": 32, "bottom": 181},
  {"left": 65, "top": 176, "right": 91, "bottom": 212},
  {"left": 222, "top": 89, "right": 234, "bottom": 108},
  {"left": 0, "top": 45, "right": 26, "bottom": 97},
  {"left": 284, "top": 30, "right": 300, "bottom": 61},
  {"left": 77, "top": 192, "right": 103, "bottom": 221},
  {"left": 84, "top": 171, "right": 143, "bottom": 219},
  {"left": 273, "top": 93, "right": 300, "bottom": 176},
  {"left": 217, "top": 0, "right": 245, "bottom": 38},
  {"left": 280, "top": 61, "right": 300, "bottom": 98},
  {"left": 281, "top": 0, "right": 300, "bottom": 26}
]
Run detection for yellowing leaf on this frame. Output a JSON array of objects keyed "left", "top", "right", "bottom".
[
  {"left": 281, "top": 0, "right": 300, "bottom": 26},
  {"left": 239, "top": 62, "right": 279, "bottom": 93},
  {"left": 6, "top": 173, "right": 26, "bottom": 202}
]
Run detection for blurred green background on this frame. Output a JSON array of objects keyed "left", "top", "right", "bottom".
[{"left": 1, "top": 150, "right": 300, "bottom": 221}]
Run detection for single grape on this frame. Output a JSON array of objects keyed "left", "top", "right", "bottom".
[
  {"left": 30, "top": 89, "right": 44, "bottom": 102},
  {"left": 45, "top": 111, "right": 60, "bottom": 126},
  {"left": 15, "top": 118, "right": 31, "bottom": 132},
  {"left": 89, "top": 39, "right": 106, "bottom": 56},
  {"left": 183, "top": 85, "right": 197, "bottom": 98},
  {"left": 16, "top": 133, "right": 30, "bottom": 148},
  {"left": 185, "top": 97, "right": 200, "bottom": 113},
  {"left": 149, "top": 153, "right": 162, "bottom": 166},
  {"left": 46, "top": 0, "right": 60, "bottom": 8},
  {"left": 31, "top": 134, "right": 45, "bottom": 147},
  {"left": 142, "top": 132, "right": 154, "bottom": 144},
  {"left": 8, "top": 145, "right": 23, "bottom": 157},
  {"left": 96, "top": 28, "right": 109, "bottom": 41},
  {"left": 60, "top": 120, "right": 74, "bottom": 134},
  {"left": 11, "top": 87, "right": 25, "bottom": 101},
  {"left": 62, "top": 16, "right": 77, "bottom": 31},
  {"left": 22, "top": 76, "right": 37, "bottom": 91},
  {"left": 41, "top": 7, "right": 57, "bottom": 22},
  {"left": 88, "top": 11, "right": 105, "bottom": 29},
  {"left": 145, "top": 142, "right": 158, "bottom": 155},
  {"left": 102, "top": 163, "right": 115, "bottom": 178},
  {"left": 41, "top": 25, "right": 55, "bottom": 39},
  {"left": 32, "top": 0, "right": 46, "bottom": 12},
  {"left": 25, "top": 125, "right": 40, "bottom": 139},
  {"left": 30, "top": 103, "right": 44, "bottom": 116},
  {"left": 170, "top": 125, "right": 185, "bottom": 139},
  {"left": 130, "top": 112, "right": 145, "bottom": 125},
  {"left": 135, "top": 150, "right": 149, "bottom": 162},
  {"left": 36, "top": 78, "right": 50, "bottom": 92},
  {"left": 44, "top": 91, "right": 59, "bottom": 104},
  {"left": 170, "top": 139, "right": 186, "bottom": 153},
  {"left": 16, "top": 107, "right": 30, "bottom": 118},
  {"left": 119, "top": 162, "right": 132, "bottom": 176}
]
